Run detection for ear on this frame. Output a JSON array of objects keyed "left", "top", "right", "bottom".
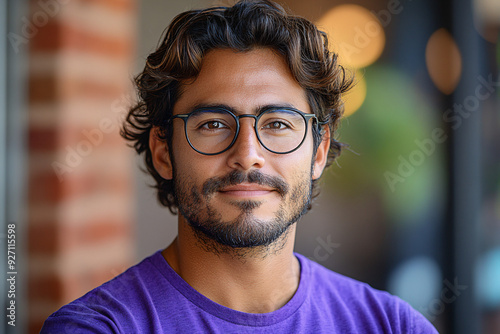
[
  {"left": 149, "top": 126, "right": 173, "bottom": 180},
  {"left": 312, "top": 126, "right": 330, "bottom": 180}
]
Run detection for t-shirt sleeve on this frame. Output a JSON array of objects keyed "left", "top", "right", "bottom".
[{"left": 40, "top": 306, "right": 120, "bottom": 334}]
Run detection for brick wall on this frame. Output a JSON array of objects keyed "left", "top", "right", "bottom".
[{"left": 27, "top": 0, "right": 136, "bottom": 332}]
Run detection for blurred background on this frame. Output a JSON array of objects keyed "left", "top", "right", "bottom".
[{"left": 0, "top": 0, "right": 498, "bottom": 332}]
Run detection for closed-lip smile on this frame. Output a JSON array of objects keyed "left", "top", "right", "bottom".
[{"left": 219, "top": 183, "right": 274, "bottom": 197}]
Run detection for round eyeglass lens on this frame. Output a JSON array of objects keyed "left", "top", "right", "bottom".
[
  {"left": 186, "top": 109, "right": 237, "bottom": 154},
  {"left": 257, "top": 109, "right": 307, "bottom": 153}
]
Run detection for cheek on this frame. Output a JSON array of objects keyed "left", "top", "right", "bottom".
[
  {"left": 279, "top": 143, "right": 315, "bottom": 172},
  {"left": 171, "top": 148, "right": 221, "bottom": 188},
  {"left": 272, "top": 157, "right": 312, "bottom": 190},
  {"left": 171, "top": 126, "right": 189, "bottom": 152}
]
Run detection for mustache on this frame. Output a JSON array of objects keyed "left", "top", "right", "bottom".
[{"left": 202, "top": 170, "right": 289, "bottom": 198}]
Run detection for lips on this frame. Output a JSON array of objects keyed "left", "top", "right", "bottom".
[
  {"left": 220, "top": 183, "right": 273, "bottom": 192},
  {"left": 202, "top": 170, "right": 289, "bottom": 198},
  {"left": 219, "top": 183, "right": 275, "bottom": 197}
]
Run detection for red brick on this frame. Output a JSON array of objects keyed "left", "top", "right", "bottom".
[
  {"left": 58, "top": 221, "right": 132, "bottom": 251},
  {"left": 29, "top": 75, "right": 59, "bottom": 102},
  {"left": 29, "top": 164, "right": 131, "bottom": 205},
  {"left": 31, "top": 20, "right": 134, "bottom": 57},
  {"left": 29, "top": 219, "right": 131, "bottom": 254},
  {"left": 61, "top": 25, "right": 134, "bottom": 56},
  {"left": 28, "top": 223, "right": 59, "bottom": 254},
  {"left": 28, "top": 169, "right": 61, "bottom": 203},
  {"left": 29, "top": 124, "right": 124, "bottom": 154},
  {"left": 27, "top": 0, "right": 136, "bottom": 329},
  {"left": 28, "top": 274, "right": 64, "bottom": 301},
  {"left": 29, "top": 0, "right": 135, "bottom": 12},
  {"left": 59, "top": 79, "right": 129, "bottom": 102},
  {"left": 30, "top": 319, "right": 46, "bottom": 334},
  {"left": 28, "top": 126, "right": 59, "bottom": 151},
  {"left": 75, "top": 0, "right": 135, "bottom": 12},
  {"left": 29, "top": 20, "right": 62, "bottom": 52},
  {"left": 30, "top": 74, "right": 128, "bottom": 104}
]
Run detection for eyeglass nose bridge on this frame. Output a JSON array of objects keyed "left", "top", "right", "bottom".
[
  {"left": 227, "top": 113, "right": 262, "bottom": 152},
  {"left": 236, "top": 114, "right": 259, "bottom": 125}
]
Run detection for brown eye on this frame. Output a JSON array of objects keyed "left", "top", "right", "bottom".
[
  {"left": 207, "top": 121, "right": 221, "bottom": 129},
  {"left": 263, "top": 121, "right": 288, "bottom": 130},
  {"left": 271, "top": 122, "right": 282, "bottom": 129},
  {"left": 201, "top": 121, "right": 227, "bottom": 130}
]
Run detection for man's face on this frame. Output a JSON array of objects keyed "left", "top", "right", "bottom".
[{"left": 151, "top": 48, "right": 329, "bottom": 250}]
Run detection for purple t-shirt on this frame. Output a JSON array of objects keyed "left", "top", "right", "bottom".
[{"left": 41, "top": 251, "right": 437, "bottom": 333}]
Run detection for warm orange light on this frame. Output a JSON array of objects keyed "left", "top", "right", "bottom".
[
  {"left": 343, "top": 71, "right": 366, "bottom": 117},
  {"left": 473, "top": 0, "right": 500, "bottom": 43},
  {"left": 425, "top": 28, "right": 462, "bottom": 95},
  {"left": 317, "top": 5, "right": 386, "bottom": 68}
]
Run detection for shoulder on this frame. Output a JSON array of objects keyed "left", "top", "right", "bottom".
[
  {"left": 296, "top": 254, "right": 438, "bottom": 333},
  {"left": 41, "top": 251, "right": 168, "bottom": 333}
]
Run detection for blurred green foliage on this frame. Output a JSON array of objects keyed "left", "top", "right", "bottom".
[{"left": 326, "top": 65, "right": 445, "bottom": 223}]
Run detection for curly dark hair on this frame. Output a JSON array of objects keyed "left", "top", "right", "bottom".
[{"left": 121, "top": 0, "right": 353, "bottom": 214}]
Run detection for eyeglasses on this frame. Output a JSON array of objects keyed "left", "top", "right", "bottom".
[{"left": 170, "top": 107, "right": 320, "bottom": 155}]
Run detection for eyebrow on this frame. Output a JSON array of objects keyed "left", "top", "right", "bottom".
[{"left": 188, "top": 103, "right": 299, "bottom": 115}]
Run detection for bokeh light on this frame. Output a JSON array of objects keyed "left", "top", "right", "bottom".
[
  {"left": 473, "top": 0, "right": 500, "bottom": 43},
  {"left": 476, "top": 247, "right": 500, "bottom": 309},
  {"left": 317, "top": 4, "right": 386, "bottom": 69},
  {"left": 425, "top": 28, "right": 462, "bottom": 95},
  {"left": 388, "top": 256, "right": 442, "bottom": 310},
  {"left": 328, "top": 65, "right": 442, "bottom": 222},
  {"left": 343, "top": 70, "right": 367, "bottom": 117}
]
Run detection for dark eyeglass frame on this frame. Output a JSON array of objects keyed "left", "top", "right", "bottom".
[{"left": 170, "top": 107, "right": 323, "bottom": 155}]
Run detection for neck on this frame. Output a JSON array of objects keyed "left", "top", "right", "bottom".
[{"left": 162, "top": 216, "right": 300, "bottom": 313}]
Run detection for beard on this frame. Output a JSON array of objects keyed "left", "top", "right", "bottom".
[{"left": 173, "top": 168, "right": 312, "bottom": 253}]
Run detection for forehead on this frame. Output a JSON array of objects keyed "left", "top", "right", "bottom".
[{"left": 173, "top": 48, "right": 310, "bottom": 115}]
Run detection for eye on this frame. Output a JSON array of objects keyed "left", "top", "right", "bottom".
[
  {"left": 201, "top": 121, "right": 227, "bottom": 130},
  {"left": 262, "top": 120, "right": 290, "bottom": 130}
]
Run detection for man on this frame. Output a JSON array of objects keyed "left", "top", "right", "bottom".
[{"left": 42, "top": 0, "right": 438, "bottom": 332}]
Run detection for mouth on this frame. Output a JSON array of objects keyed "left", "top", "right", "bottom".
[
  {"left": 218, "top": 183, "right": 275, "bottom": 198},
  {"left": 202, "top": 170, "right": 289, "bottom": 199}
]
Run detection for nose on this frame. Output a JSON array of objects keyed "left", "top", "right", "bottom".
[{"left": 226, "top": 117, "right": 265, "bottom": 170}]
